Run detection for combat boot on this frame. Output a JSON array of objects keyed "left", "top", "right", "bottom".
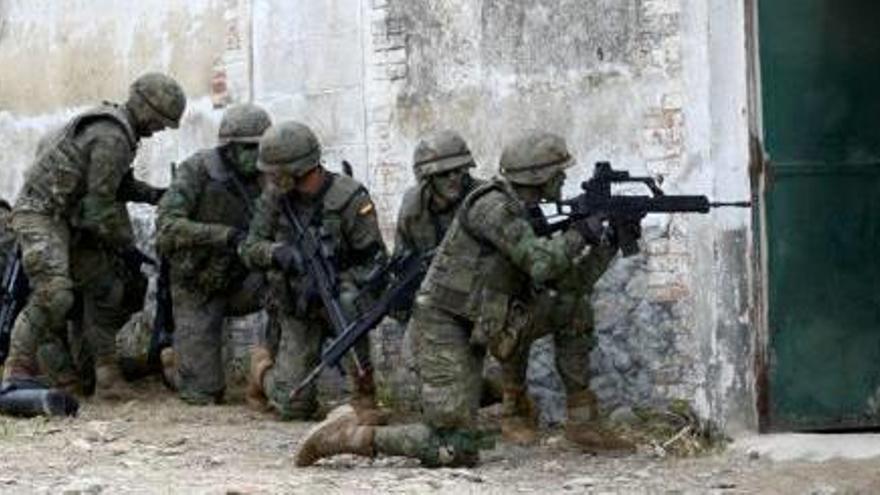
[
  {"left": 294, "top": 405, "right": 375, "bottom": 467},
  {"left": 93, "top": 363, "right": 138, "bottom": 401},
  {"left": 159, "top": 347, "right": 178, "bottom": 390},
  {"left": 564, "top": 390, "right": 634, "bottom": 453},
  {"left": 1, "top": 357, "right": 39, "bottom": 385},
  {"left": 350, "top": 368, "right": 389, "bottom": 425},
  {"left": 246, "top": 345, "right": 273, "bottom": 411},
  {"left": 500, "top": 386, "right": 538, "bottom": 445}
]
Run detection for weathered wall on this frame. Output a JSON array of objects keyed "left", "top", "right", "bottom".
[
  {"left": 0, "top": 0, "right": 757, "bottom": 432},
  {"left": 365, "top": 0, "right": 756, "bottom": 432}
]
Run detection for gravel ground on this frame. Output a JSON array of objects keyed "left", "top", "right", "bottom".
[{"left": 1, "top": 383, "right": 878, "bottom": 494}]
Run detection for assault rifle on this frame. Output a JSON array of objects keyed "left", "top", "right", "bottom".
[
  {"left": 147, "top": 257, "right": 174, "bottom": 369},
  {"left": 0, "top": 248, "right": 29, "bottom": 365},
  {"left": 535, "top": 162, "right": 751, "bottom": 256},
  {"left": 289, "top": 249, "right": 432, "bottom": 399},
  {"left": 279, "top": 199, "right": 369, "bottom": 382}
]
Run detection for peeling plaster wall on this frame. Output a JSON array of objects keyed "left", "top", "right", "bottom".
[
  {"left": 0, "top": 0, "right": 252, "bottom": 200},
  {"left": 0, "top": 0, "right": 757, "bottom": 432},
  {"left": 366, "top": 0, "right": 756, "bottom": 433}
]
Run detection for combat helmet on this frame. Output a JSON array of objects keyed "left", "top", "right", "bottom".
[
  {"left": 257, "top": 121, "right": 321, "bottom": 176},
  {"left": 499, "top": 132, "right": 573, "bottom": 186},
  {"left": 412, "top": 130, "right": 475, "bottom": 181},
  {"left": 129, "top": 72, "right": 187, "bottom": 128},
  {"left": 218, "top": 104, "right": 272, "bottom": 144}
]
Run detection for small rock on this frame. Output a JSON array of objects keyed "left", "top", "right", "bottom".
[
  {"left": 711, "top": 481, "right": 737, "bottom": 490},
  {"left": 72, "top": 439, "right": 93, "bottom": 452},
  {"left": 747, "top": 448, "right": 760, "bottom": 460},
  {"left": 447, "top": 469, "right": 483, "bottom": 483},
  {"left": 563, "top": 476, "right": 597, "bottom": 490},
  {"left": 61, "top": 480, "right": 104, "bottom": 495},
  {"left": 165, "top": 437, "right": 187, "bottom": 447},
  {"left": 609, "top": 406, "right": 639, "bottom": 425},
  {"left": 0, "top": 478, "right": 16, "bottom": 485}
]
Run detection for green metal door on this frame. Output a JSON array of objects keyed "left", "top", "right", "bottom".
[{"left": 761, "top": 1, "right": 880, "bottom": 430}]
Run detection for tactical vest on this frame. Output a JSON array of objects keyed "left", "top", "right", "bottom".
[
  {"left": 398, "top": 176, "right": 483, "bottom": 256},
  {"left": 16, "top": 104, "right": 138, "bottom": 219},
  {"left": 279, "top": 172, "right": 370, "bottom": 273},
  {"left": 171, "top": 149, "right": 260, "bottom": 295},
  {"left": 419, "top": 178, "right": 531, "bottom": 326}
]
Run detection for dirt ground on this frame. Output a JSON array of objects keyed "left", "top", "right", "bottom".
[{"left": 1, "top": 381, "right": 879, "bottom": 495}]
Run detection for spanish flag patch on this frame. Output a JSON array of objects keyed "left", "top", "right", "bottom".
[{"left": 358, "top": 201, "right": 375, "bottom": 216}]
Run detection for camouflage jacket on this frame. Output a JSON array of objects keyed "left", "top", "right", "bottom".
[
  {"left": 0, "top": 205, "right": 14, "bottom": 276},
  {"left": 419, "top": 176, "right": 587, "bottom": 324},
  {"left": 15, "top": 103, "right": 154, "bottom": 248},
  {"left": 240, "top": 172, "right": 388, "bottom": 313},
  {"left": 156, "top": 149, "right": 260, "bottom": 295},
  {"left": 392, "top": 176, "right": 483, "bottom": 260}
]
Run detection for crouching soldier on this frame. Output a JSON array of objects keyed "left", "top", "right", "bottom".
[
  {"left": 240, "top": 121, "right": 388, "bottom": 424},
  {"left": 156, "top": 103, "right": 272, "bottom": 405},
  {"left": 294, "top": 131, "right": 611, "bottom": 467}
]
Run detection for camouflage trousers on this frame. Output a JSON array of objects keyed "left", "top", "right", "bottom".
[
  {"left": 170, "top": 273, "right": 266, "bottom": 404},
  {"left": 372, "top": 301, "right": 489, "bottom": 466},
  {"left": 261, "top": 304, "right": 372, "bottom": 420},
  {"left": 494, "top": 289, "right": 595, "bottom": 426},
  {"left": 4, "top": 212, "right": 145, "bottom": 386}
]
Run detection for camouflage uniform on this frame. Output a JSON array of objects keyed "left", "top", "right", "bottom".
[
  {"left": 497, "top": 243, "right": 617, "bottom": 443},
  {"left": 155, "top": 103, "right": 271, "bottom": 404},
  {"left": 392, "top": 130, "right": 482, "bottom": 321},
  {"left": 295, "top": 132, "right": 605, "bottom": 467},
  {"left": 0, "top": 201, "right": 14, "bottom": 278},
  {"left": 241, "top": 121, "right": 387, "bottom": 421},
  {"left": 2, "top": 73, "right": 186, "bottom": 399}
]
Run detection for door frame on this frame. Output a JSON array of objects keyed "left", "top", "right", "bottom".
[{"left": 743, "top": 0, "right": 773, "bottom": 432}]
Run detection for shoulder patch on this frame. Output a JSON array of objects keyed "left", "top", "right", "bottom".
[{"left": 358, "top": 200, "right": 375, "bottom": 216}]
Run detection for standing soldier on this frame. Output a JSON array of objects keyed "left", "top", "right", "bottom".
[
  {"left": 295, "top": 131, "right": 615, "bottom": 467},
  {"left": 156, "top": 103, "right": 272, "bottom": 405},
  {"left": 241, "top": 121, "right": 388, "bottom": 423},
  {"left": 1, "top": 73, "right": 186, "bottom": 401}
]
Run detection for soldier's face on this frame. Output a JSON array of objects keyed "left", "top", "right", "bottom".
[
  {"left": 266, "top": 170, "right": 297, "bottom": 194},
  {"left": 429, "top": 167, "right": 467, "bottom": 203},
  {"left": 541, "top": 170, "right": 566, "bottom": 202},
  {"left": 230, "top": 143, "right": 260, "bottom": 177}
]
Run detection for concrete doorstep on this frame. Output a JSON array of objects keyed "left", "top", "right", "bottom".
[{"left": 733, "top": 433, "right": 880, "bottom": 462}]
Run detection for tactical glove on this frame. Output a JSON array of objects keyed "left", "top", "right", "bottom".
[
  {"left": 226, "top": 228, "right": 247, "bottom": 250},
  {"left": 119, "top": 246, "right": 156, "bottom": 273},
  {"left": 572, "top": 214, "right": 607, "bottom": 245},
  {"left": 272, "top": 244, "right": 303, "bottom": 274},
  {"left": 147, "top": 187, "right": 167, "bottom": 205}
]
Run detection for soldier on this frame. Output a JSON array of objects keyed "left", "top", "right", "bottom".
[
  {"left": 0, "top": 200, "right": 14, "bottom": 277},
  {"left": 393, "top": 130, "right": 482, "bottom": 306},
  {"left": 294, "top": 131, "right": 618, "bottom": 467},
  {"left": 240, "top": 121, "right": 388, "bottom": 423},
  {"left": 2, "top": 72, "right": 186, "bottom": 401},
  {"left": 155, "top": 103, "right": 272, "bottom": 405},
  {"left": 498, "top": 246, "right": 626, "bottom": 449}
]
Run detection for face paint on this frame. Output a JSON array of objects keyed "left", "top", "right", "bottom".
[
  {"left": 541, "top": 170, "right": 566, "bottom": 202},
  {"left": 231, "top": 143, "right": 260, "bottom": 177},
  {"left": 429, "top": 167, "right": 467, "bottom": 205}
]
